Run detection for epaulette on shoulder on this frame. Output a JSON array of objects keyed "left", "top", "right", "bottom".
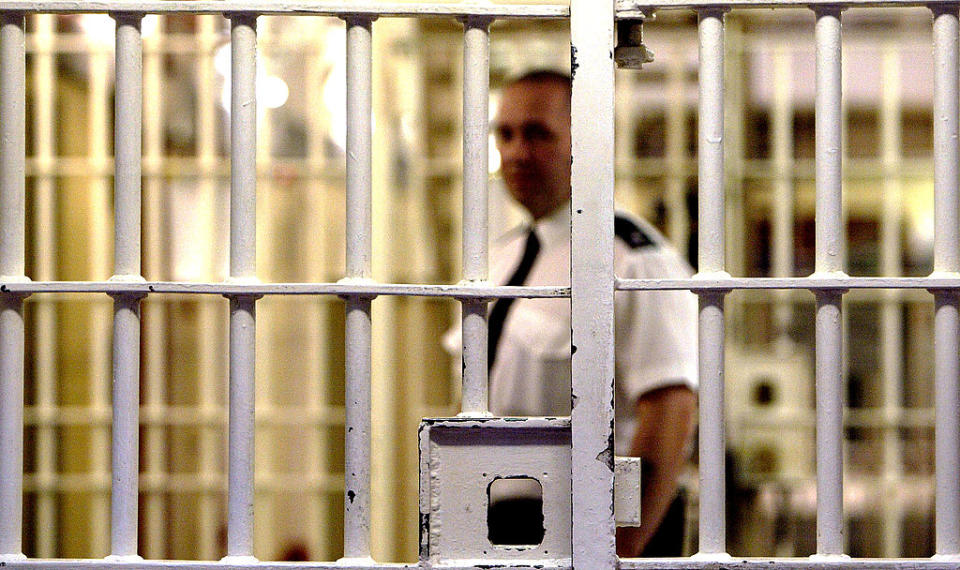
[{"left": 614, "top": 215, "right": 655, "bottom": 249}]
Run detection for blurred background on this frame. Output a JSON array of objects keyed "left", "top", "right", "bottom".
[{"left": 17, "top": 2, "right": 939, "bottom": 563}]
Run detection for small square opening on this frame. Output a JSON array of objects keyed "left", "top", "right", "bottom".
[{"left": 487, "top": 477, "right": 545, "bottom": 546}]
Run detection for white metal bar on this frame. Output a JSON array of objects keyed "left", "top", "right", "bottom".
[
  {"left": 0, "top": 1, "right": 569, "bottom": 17},
  {"left": 570, "top": 0, "right": 616, "bottom": 567},
  {"left": 459, "top": 15, "right": 491, "bottom": 416},
  {"left": 109, "top": 12, "right": 145, "bottom": 559},
  {"left": 30, "top": 12, "right": 58, "bottom": 560},
  {"left": 932, "top": 4, "right": 960, "bottom": 557},
  {"left": 0, "top": 12, "right": 25, "bottom": 561},
  {"left": 0, "top": 14, "right": 24, "bottom": 281},
  {"left": 620, "top": 0, "right": 960, "bottom": 9},
  {"left": 226, "top": 12, "right": 259, "bottom": 563},
  {"left": 3, "top": 558, "right": 960, "bottom": 570},
  {"left": 697, "top": 10, "right": 726, "bottom": 277},
  {"left": 342, "top": 15, "right": 374, "bottom": 564},
  {"left": 109, "top": 296, "right": 143, "bottom": 559},
  {"left": 11, "top": 276, "right": 960, "bottom": 295},
  {"left": 814, "top": 7, "right": 846, "bottom": 557},
  {"left": 113, "top": 13, "right": 143, "bottom": 280},
  {"left": 10, "top": 276, "right": 960, "bottom": 295},
  {"left": 0, "top": 0, "right": 957, "bottom": 13},
  {"left": 695, "top": 9, "right": 728, "bottom": 558},
  {"left": 0, "top": 281, "right": 568, "bottom": 297}
]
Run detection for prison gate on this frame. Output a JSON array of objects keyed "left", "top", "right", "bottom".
[{"left": 0, "top": 1, "right": 959, "bottom": 569}]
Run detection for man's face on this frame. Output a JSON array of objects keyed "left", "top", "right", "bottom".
[{"left": 493, "top": 80, "right": 571, "bottom": 220}]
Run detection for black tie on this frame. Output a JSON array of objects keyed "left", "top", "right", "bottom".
[{"left": 488, "top": 229, "right": 541, "bottom": 370}]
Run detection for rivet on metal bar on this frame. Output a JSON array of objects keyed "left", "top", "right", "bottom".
[{"left": 614, "top": 15, "right": 654, "bottom": 69}]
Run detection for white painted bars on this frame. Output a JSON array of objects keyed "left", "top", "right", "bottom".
[
  {"left": 570, "top": 0, "right": 617, "bottom": 567},
  {"left": 0, "top": 12, "right": 26, "bottom": 561},
  {"left": 932, "top": 5, "right": 960, "bottom": 557},
  {"left": 226, "top": 13, "right": 259, "bottom": 562},
  {"left": 342, "top": 15, "right": 375, "bottom": 563},
  {"left": 696, "top": 8, "right": 729, "bottom": 557},
  {"left": 814, "top": 7, "right": 847, "bottom": 557},
  {"left": 109, "top": 12, "right": 145, "bottom": 560},
  {"left": 459, "top": 15, "right": 491, "bottom": 416}
]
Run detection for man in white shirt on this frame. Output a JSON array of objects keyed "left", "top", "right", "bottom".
[{"left": 468, "top": 70, "right": 698, "bottom": 557}]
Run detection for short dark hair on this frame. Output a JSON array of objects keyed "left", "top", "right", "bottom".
[{"left": 507, "top": 69, "right": 572, "bottom": 100}]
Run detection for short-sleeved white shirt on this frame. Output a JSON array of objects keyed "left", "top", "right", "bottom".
[{"left": 445, "top": 204, "right": 698, "bottom": 455}]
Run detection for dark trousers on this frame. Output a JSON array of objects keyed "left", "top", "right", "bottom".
[{"left": 486, "top": 493, "right": 686, "bottom": 556}]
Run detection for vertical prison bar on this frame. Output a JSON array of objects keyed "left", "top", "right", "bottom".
[
  {"left": 696, "top": 9, "right": 728, "bottom": 557},
  {"left": 343, "top": 15, "right": 374, "bottom": 562},
  {"left": 569, "top": 0, "right": 616, "bottom": 566},
  {"left": 0, "top": 12, "right": 25, "bottom": 560},
  {"left": 932, "top": 5, "right": 960, "bottom": 556},
  {"left": 109, "top": 12, "right": 145, "bottom": 559},
  {"left": 226, "top": 13, "right": 258, "bottom": 561},
  {"left": 460, "top": 16, "right": 491, "bottom": 416},
  {"left": 814, "top": 7, "right": 846, "bottom": 557}
]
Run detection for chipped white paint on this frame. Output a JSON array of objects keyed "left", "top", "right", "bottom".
[
  {"left": 342, "top": 15, "right": 375, "bottom": 564},
  {"left": 570, "top": 0, "right": 617, "bottom": 568},
  {"left": 459, "top": 16, "right": 492, "bottom": 417},
  {"left": 614, "top": 457, "right": 643, "bottom": 527}
]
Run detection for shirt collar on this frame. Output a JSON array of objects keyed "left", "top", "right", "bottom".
[{"left": 529, "top": 202, "right": 570, "bottom": 249}]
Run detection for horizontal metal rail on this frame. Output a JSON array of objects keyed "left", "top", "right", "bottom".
[
  {"left": 0, "top": 0, "right": 955, "bottom": 16},
  {"left": 618, "top": 0, "right": 960, "bottom": 11},
  {"left": 6, "top": 277, "right": 960, "bottom": 296},
  {"left": 0, "top": 281, "right": 569, "bottom": 297},
  {"left": 5, "top": 558, "right": 960, "bottom": 570},
  {"left": 0, "top": 1, "right": 568, "bottom": 17}
]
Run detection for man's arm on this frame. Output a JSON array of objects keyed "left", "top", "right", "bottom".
[{"left": 616, "top": 384, "right": 697, "bottom": 557}]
